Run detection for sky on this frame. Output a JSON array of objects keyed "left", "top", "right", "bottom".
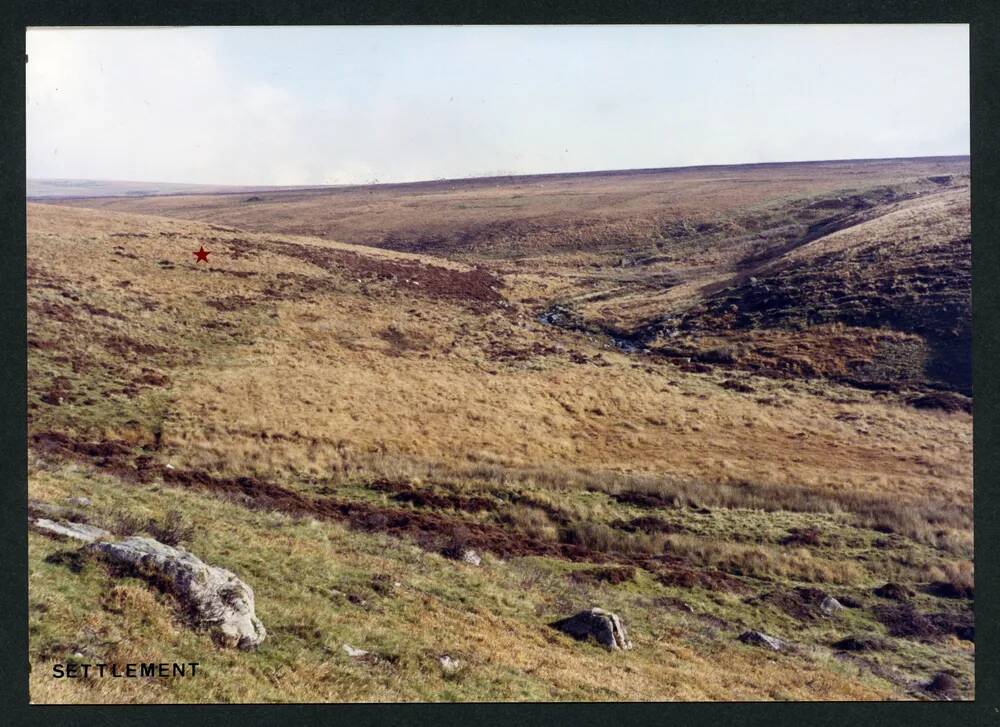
[{"left": 26, "top": 25, "right": 970, "bottom": 186}]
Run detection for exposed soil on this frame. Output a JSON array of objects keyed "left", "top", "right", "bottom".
[
  {"left": 104, "top": 334, "right": 173, "bottom": 358},
  {"left": 569, "top": 565, "right": 637, "bottom": 586},
  {"left": 779, "top": 527, "right": 823, "bottom": 547},
  {"left": 655, "top": 567, "right": 748, "bottom": 594},
  {"left": 909, "top": 391, "right": 972, "bottom": 414},
  {"left": 874, "top": 582, "right": 915, "bottom": 602},
  {"left": 133, "top": 369, "right": 171, "bottom": 387},
  {"left": 375, "top": 326, "right": 433, "bottom": 357},
  {"left": 926, "top": 581, "right": 974, "bottom": 600},
  {"left": 925, "top": 672, "right": 961, "bottom": 698},
  {"left": 613, "top": 515, "right": 685, "bottom": 535},
  {"left": 205, "top": 295, "right": 256, "bottom": 312},
  {"left": 610, "top": 490, "right": 681, "bottom": 508},
  {"left": 260, "top": 238, "right": 503, "bottom": 307},
  {"left": 874, "top": 603, "right": 974, "bottom": 642},
  {"left": 748, "top": 587, "right": 835, "bottom": 622},
  {"left": 386, "top": 488, "right": 495, "bottom": 514},
  {"left": 832, "top": 636, "right": 889, "bottom": 652}
]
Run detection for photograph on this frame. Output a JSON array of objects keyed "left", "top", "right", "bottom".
[{"left": 25, "top": 24, "right": 972, "bottom": 703}]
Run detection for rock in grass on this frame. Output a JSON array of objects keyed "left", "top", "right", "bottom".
[
  {"left": 820, "top": 596, "right": 845, "bottom": 615},
  {"left": 342, "top": 643, "right": 369, "bottom": 658},
  {"left": 738, "top": 630, "right": 786, "bottom": 651},
  {"left": 89, "top": 536, "right": 266, "bottom": 650},
  {"left": 66, "top": 496, "right": 92, "bottom": 507},
  {"left": 31, "top": 517, "right": 110, "bottom": 544},
  {"left": 550, "top": 608, "right": 633, "bottom": 651},
  {"left": 439, "top": 655, "right": 462, "bottom": 673},
  {"left": 461, "top": 549, "right": 482, "bottom": 566}
]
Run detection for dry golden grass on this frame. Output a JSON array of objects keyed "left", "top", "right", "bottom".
[{"left": 28, "top": 203, "right": 970, "bottom": 511}]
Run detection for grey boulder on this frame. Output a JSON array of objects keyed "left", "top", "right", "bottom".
[
  {"left": 550, "top": 607, "right": 633, "bottom": 651},
  {"left": 89, "top": 536, "right": 266, "bottom": 650}
]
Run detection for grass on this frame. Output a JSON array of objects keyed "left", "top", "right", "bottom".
[{"left": 30, "top": 459, "right": 903, "bottom": 703}]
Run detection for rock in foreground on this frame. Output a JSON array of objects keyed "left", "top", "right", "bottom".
[
  {"left": 550, "top": 608, "right": 633, "bottom": 651},
  {"left": 89, "top": 536, "right": 266, "bottom": 650}
]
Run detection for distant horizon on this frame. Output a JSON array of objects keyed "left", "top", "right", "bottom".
[
  {"left": 26, "top": 153, "right": 971, "bottom": 195},
  {"left": 27, "top": 26, "right": 970, "bottom": 186}
]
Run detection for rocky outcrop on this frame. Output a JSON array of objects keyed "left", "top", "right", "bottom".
[
  {"left": 550, "top": 607, "right": 633, "bottom": 651},
  {"left": 89, "top": 536, "right": 266, "bottom": 650}
]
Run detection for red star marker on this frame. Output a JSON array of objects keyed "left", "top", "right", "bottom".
[{"left": 193, "top": 246, "right": 210, "bottom": 263}]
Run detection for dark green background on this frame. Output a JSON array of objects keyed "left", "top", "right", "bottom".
[{"left": 2, "top": 2, "right": 997, "bottom": 725}]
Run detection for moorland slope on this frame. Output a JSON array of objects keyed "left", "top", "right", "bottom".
[{"left": 28, "top": 158, "right": 973, "bottom": 702}]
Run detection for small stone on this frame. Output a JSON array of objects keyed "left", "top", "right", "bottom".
[
  {"left": 439, "top": 655, "right": 461, "bottom": 673},
  {"left": 462, "top": 549, "right": 482, "bottom": 566},
  {"left": 65, "top": 496, "right": 92, "bottom": 507},
  {"left": 738, "top": 630, "right": 786, "bottom": 651},
  {"left": 342, "top": 643, "right": 369, "bottom": 658}
]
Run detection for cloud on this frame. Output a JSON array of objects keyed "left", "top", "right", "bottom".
[{"left": 28, "top": 29, "right": 307, "bottom": 185}]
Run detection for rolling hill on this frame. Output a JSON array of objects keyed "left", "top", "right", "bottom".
[{"left": 27, "top": 157, "right": 973, "bottom": 702}]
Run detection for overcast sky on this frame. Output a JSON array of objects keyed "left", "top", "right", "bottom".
[{"left": 26, "top": 25, "right": 970, "bottom": 186}]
